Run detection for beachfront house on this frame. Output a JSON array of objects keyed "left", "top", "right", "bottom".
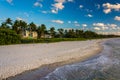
[
  {"left": 44, "top": 34, "right": 52, "bottom": 38},
  {"left": 22, "top": 30, "right": 52, "bottom": 39},
  {"left": 22, "top": 30, "right": 38, "bottom": 38}
]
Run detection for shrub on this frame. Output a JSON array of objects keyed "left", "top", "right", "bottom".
[
  {"left": 0, "top": 28, "right": 21, "bottom": 45},
  {"left": 21, "top": 38, "right": 86, "bottom": 44}
]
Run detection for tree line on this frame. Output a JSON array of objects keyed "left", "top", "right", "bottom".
[
  {"left": 0, "top": 18, "right": 118, "bottom": 44},
  {"left": 0, "top": 18, "right": 105, "bottom": 39}
]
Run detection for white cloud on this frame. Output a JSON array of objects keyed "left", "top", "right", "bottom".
[
  {"left": 79, "top": 5, "right": 83, "bottom": 9},
  {"left": 73, "top": 21, "right": 80, "bottom": 26},
  {"left": 94, "top": 27, "right": 101, "bottom": 30},
  {"left": 16, "top": 17, "right": 23, "bottom": 21},
  {"left": 74, "top": 21, "right": 78, "bottom": 24},
  {"left": 108, "top": 24, "right": 117, "bottom": 29},
  {"left": 103, "top": 8, "right": 111, "bottom": 14},
  {"left": 72, "top": 21, "right": 80, "bottom": 26},
  {"left": 116, "top": 27, "right": 120, "bottom": 29},
  {"left": 41, "top": 11, "right": 48, "bottom": 14},
  {"left": 114, "top": 16, "right": 120, "bottom": 21},
  {"left": 86, "top": 9, "right": 93, "bottom": 12},
  {"left": 103, "top": 3, "right": 120, "bottom": 14},
  {"left": 93, "top": 23, "right": 107, "bottom": 30},
  {"left": 24, "top": 12, "right": 29, "bottom": 17},
  {"left": 87, "top": 14, "right": 93, "bottom": 17},
  {"left": 82, "top": 24, "right": 87, "bottom": 30},
  {"left": 51, "top": 20, "right": 64, "bottom": 24},
  {"left": 51, "top": 9, "right": 58, "bottom": 14},
  {"left": 52, "top": 2, "right": 64, "bottom": 10},
  {"left": 51, "top": 0, "right": 65, "bottom": 14},
  {"left": 103, "top": 26, "right": 109, "bottom": 30},
  {"left": 95, "top": 4, "right": 100, "bottom": 9},
  {"left": 67, "top": 0, "right": 74, "bottom": 2},
  {"left": 6, "top": 0, "right": 12, "bottom": 3},
  {"left": 34, "top": 2, "right": 43, "bottom": 7},
  {"left": 93, "top": 23, "right": 105, "bottom": 27},
  {"left": 55, "top": 0, "right": 66, "bottom": 3},
  {"left": 51, "top": 0, "right": 73, "bottom": 14},
  {"left": 93, "top": 23, "right": 118, "bottom": 30},
  {"left": 68, "top": 21, "right": 71, "bottom": 23},
  {"left": 75, "top": 23, "right": 80, "bottom": 27},
  {"left": 82, "top": 24, "right": 87, "bottom": 27},
  {"left": 6, "top": 0, "right": 13, "bottom": 5},
  {"left": 108, "top": 24, "right": 117, "bottom": 27}
]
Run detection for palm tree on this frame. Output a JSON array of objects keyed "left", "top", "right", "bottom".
[
  {"left": 58, "top": 28, "right": 64, "bottom": 38},
  {"left": 5, "top": 18, "right": 12, "bottom": 28},
  {"left": 65, "top": 29, "right": 76, "bottom": 38},
  {"left": 78, "top": 30, "right": 84, "bottom": 38},
  {"left": 40, "top": 24, "right": 46, "bottom": 38},
  {"left": 50, "top": 27, "right": 55, "bottom": 38},
  {"left": 84, "top": 30, "right": 97, "bottom": 38},
  {"left": 37, "top": 24, "right": 46, "bottom": 38},
  {"left": 12, "top": 20, "right": 19, "bottom": 34},
  {"left": 0, "top": 23, "right": 6, "bottom": 29},
  {"left": 12, "top": 20, "right": 27, "bottom": 35},
  {"left": 28, "top": 22, "right": 37, "bottom": 38},
  {"left": 20, "top": 20, "right": 27, "bottom": 31},
  {"left": 37, "top": 26, "right": 41, "bottom": 38},
  {"left": 29, "top": 22, "right": 37, "bottom": 31}
]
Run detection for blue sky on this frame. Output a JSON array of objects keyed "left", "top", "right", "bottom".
[{"left": 0, "top": 0, "right": 120, "bottom": 33}]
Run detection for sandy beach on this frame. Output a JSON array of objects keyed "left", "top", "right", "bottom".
[{"left": 0, "top": 39, "right": 106, "bottom": 79}]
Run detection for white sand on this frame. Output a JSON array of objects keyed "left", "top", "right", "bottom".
[{"left": 0, "top": 39, "right": 105, "bottom": 79}]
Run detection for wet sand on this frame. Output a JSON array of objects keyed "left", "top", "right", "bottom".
[{"left": 39, "top": 38, "right": 120, "bottom": 80}]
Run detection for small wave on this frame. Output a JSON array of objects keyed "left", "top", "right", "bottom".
[{"left": 41, "top": 39, "right": 120, "bottom": 80}]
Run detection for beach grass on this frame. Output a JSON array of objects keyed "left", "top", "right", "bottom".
[{"left": 21, "top": 38, "right": 87, "bottom": 44}]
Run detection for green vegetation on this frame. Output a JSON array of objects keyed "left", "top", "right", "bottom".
[
  {"left": 0, "top": 18, "right": 119, "bottom": 45},
  {"left": 21, "top": 38, "right": 86, "bottom": 44},
  {"left": 0, "top": 28, "right": 21, "bottom": 45}
]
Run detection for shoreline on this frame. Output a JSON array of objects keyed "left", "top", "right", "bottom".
[
  {"left": 0, "top": 39, "right": 107, "bottom": 80},
  {"left": 7, "top": 50, "right": 102, "bottom": 80},
  {"left": 7, "top": 40, "right": 105, "bottom": 80},
  {"left": 39, "top": 38, "right": 120, "bottom": 80}
]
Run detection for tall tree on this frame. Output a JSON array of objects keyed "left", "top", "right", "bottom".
[
  {"left": 12, "top": 20, "right": 19, "bottom": 34},
  {"left": 20, "top": 20, "right": 27, "bottom": 31},
  {"left": 37, "top": 26, "right": 41, "bottom": 38},
  {"left": 40, "top": 24, "right": 46, "bottom": 38},
  {"left": 12, "top": 20, "right": 27, "bottom": 34},
  {"left": 84, "top": 30, "right": 97, "bottom": 38},
  {"left": 0, "top": 23, "right": 6, "bottom": 29},
  {"left": 5, "top": 18, "right": 12, "bottom": 28},
  {"left": 78, "top": 30, "right": 84, "bottom": 38},
  {"left": 65, "top": 29, "right": 76, "bottom": 38},
  {"left": 50, "top": 27, "right": 55, "bottom": 38},
  {"left": 58, "top": 28, "right": 64, "bottom": 38},
  {"left": 75, "top": 29, "right": 79, "bottom": 37},
  {"left": 37, "top": 24, "right": 46, "bottom": 38},
  {"left": 29, "top": 22, "right": 37, "bottom": 31}
]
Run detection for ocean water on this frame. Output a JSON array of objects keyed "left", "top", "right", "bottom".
[{"left": 40, "top": 39, "right": 120, "bottom": 80}]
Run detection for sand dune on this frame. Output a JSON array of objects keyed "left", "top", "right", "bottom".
[{"left": 0, "top": 39, "right": 105, "bottom": 79}]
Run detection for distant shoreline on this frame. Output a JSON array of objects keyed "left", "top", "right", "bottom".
[{"left": 0, "top": 39, "right": 107, "bottom": 80}]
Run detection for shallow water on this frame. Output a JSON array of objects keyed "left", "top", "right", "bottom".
[{"left": 40, "top": 39, "right": 120, "bottom": 80}]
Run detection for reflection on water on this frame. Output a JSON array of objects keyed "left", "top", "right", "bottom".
[{"left": 41, "top": 39, "right": 120, "bottom": 80}]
